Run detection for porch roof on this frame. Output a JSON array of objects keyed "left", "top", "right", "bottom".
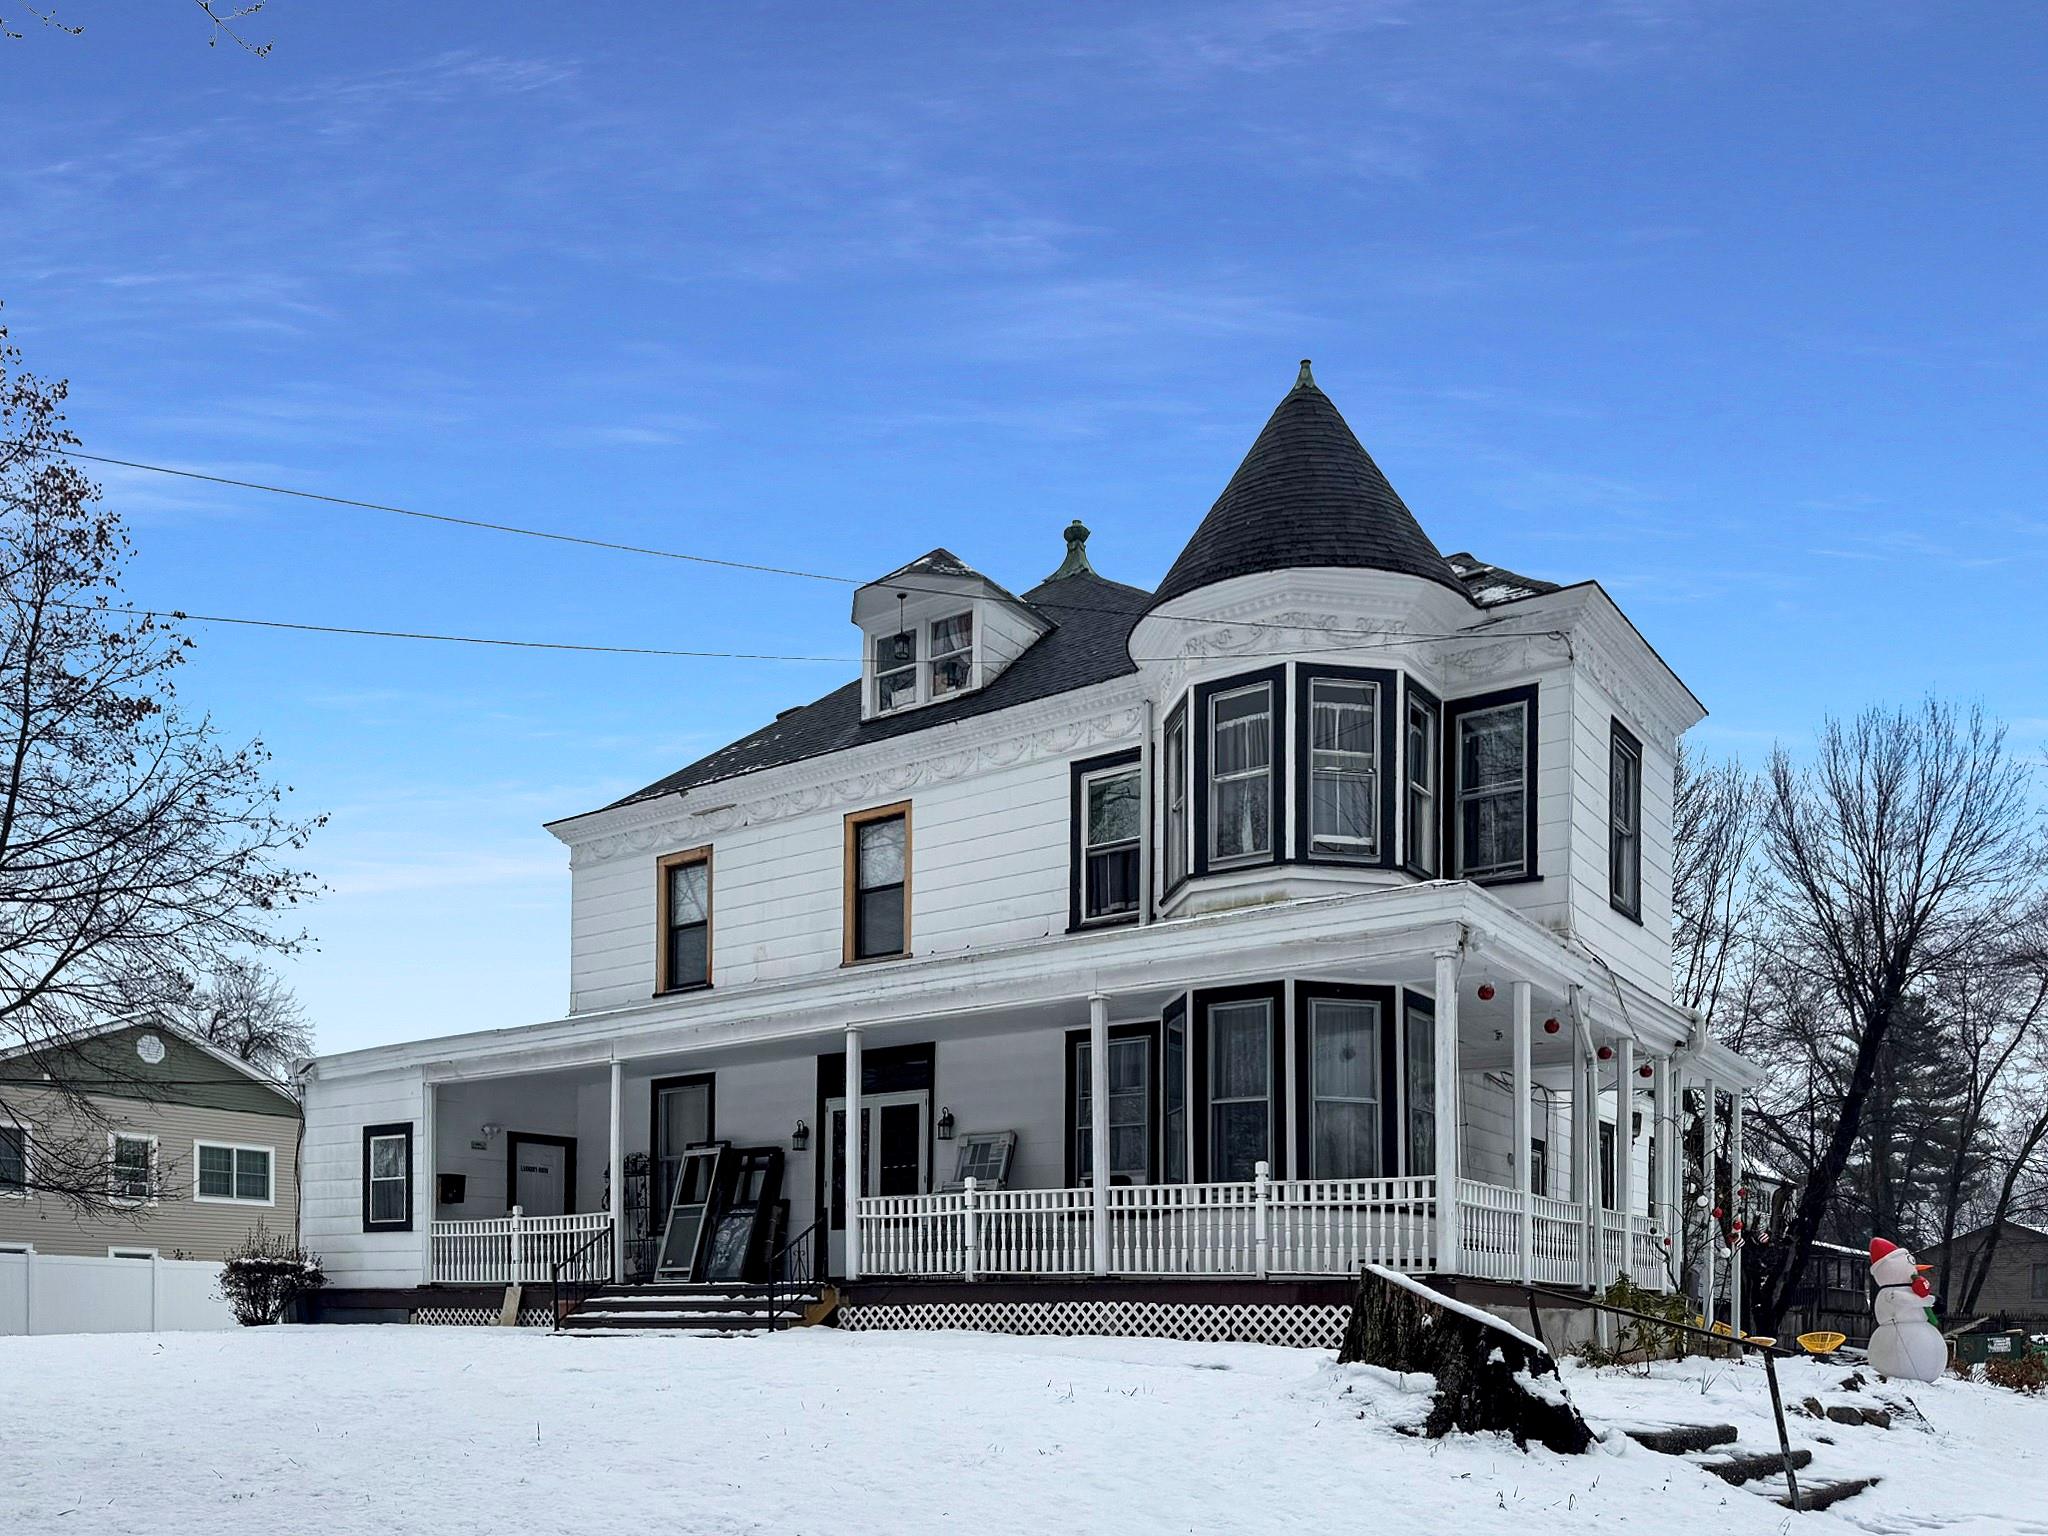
[{"left": 304, "top": 880, "right": 1761, "bottom": 1091}]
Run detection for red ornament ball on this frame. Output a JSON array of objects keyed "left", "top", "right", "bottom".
[
  {"left": 1638, "top": 1064, "right": 1654, "bottom": 1079},
  {"left": 1732, "top": 1220, "right": 1744, "bottom": 1231},
  {"left": 1597, "top": 1045, "right": 1614, "bottom": 1061},
  {"left": 1712, "top": 1206, "right": 1723, "bottom": 1220},
  {"left": 1477, "top": 983, "right": 1496, "bottom": 1002},
  {"left": 1543, "top": 1017, "right": 1561, "bottom": 1034}
]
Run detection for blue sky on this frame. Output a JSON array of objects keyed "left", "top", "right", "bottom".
[{"left": 3, "top": 2, "right": 2043, "bottom": 1054}]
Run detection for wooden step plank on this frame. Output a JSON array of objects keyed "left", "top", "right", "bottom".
[
  {"left": 1772, "top": 1476, "right": 1880, "bottom": 1511},
  {"left": 1701, "top": 1447, "right": 1813, "bottom": 1484},
  {"left": 1622, "top": 1423, "right": 1739, "bottom": 1455}
]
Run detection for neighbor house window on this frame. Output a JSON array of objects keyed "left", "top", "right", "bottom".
[
  {"left": 1308, "top": 997, "right": 1382, "bottom": 1178},
  {"left": 1609, "top": 720, "right": 1643, "bottom": 921},
  {"left": 928, "top": 612, "right": 973, "bottom": 698},
  {"left": 1163, "top": 1003, "right": 1187, "bottom": 1184},
  {"left": 1207, "top": 998, "right": 1273, "bottom": 1181},
  {"left": 109, "top": 1135, "right": 154, "bottom": 1202},
  {"left": 1073, "top": 1034, "right": 1151, "bottom": 1185},
  {"left": 1405, "top": 1001, "right": 1436, "bottom": 1176},
  {"left": 874, "top": 629, "right": 917, "bottom": 712},
  {"left": 362, "top": 1123, "right": 413, "bottom": 1231},
  {"left": 657, "top": 848, "right": 712, "bottom": 991},
  {"left": 0, "top": 1126, "right": 26, "bottom": 1196},
  {"left": 1307, "top": 678, "right": 1379, "bottom": 859},
  {"left": 1208, "top": 684, "right": 1273, "bottom": 866},
  {"left": 1078, "top": 763, "right": 1141, "bottom": 923},
  {"left": 845, "top": 804, "right": 910, "bottom": 962},
  {"left": 196, "top": 1142, "right": 272, "bottom": 1204},
  {"left": 1450, "top": 688, "right": 1535, "bottom": 881},
  {"left": 1162, "top": 703, "right": 1188, "bottom": 890},
  {"left": 2034, "top": 1264, "right": 2048, "bottom": 1301},
  {"left": 1406, "top": 687, "right": 1439, "bottom": 876}
]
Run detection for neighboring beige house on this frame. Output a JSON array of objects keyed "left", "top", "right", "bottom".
[
  {"left": 0, "top": 1021, "right": 300, "bottom": 1261},
  {"left": 1925, "top": 1220, "right": 2048, "bottom": 1327}
]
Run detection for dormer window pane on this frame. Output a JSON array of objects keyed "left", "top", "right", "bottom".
[
  {"left": 1309, "top": 679, "right": 1377, "bottom": 857},
  {"left": 875, "top": 630, "right": 917, "bottom": 712},
  {"left": 928, "top": 613, "right": 973, "bottom": 698}
]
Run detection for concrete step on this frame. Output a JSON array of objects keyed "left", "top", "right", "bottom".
[
  {"left": 1622, "top": 1423, "right": 1739, "bottom": 1455},
  {"left": 1771, "top": 1476, "right": 1881, "bottom": 1511},
  {"left": 1700, "top": 1447, "right": 1813, "bottom": 1485},
  {"left": 578, "top": 1292, "right": 815, "bottom": 1312}
]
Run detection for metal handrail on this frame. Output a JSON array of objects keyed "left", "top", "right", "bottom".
[
  {"left": 765, "top": 1219, "right": 819, "bottom": 1332},
  {"left": 1521, "top": 1282, "right": 1807, "bottom": 1512},
  {"left": 549, "top": 1225, "right": 614, "bottom": 1332}
]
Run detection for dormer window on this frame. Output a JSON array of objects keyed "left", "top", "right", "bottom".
[
  {"left": 875, "top": 630, "right": 918, "bottom": 713},
  {"left": 928, "top": 613, "right": 973, "bottom": 698}
]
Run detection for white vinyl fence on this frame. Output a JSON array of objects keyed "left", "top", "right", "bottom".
[{"left": 0, "top": 1249, "right": 235, "bottom": 1336}]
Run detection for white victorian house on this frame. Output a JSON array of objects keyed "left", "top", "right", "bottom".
[{"left": 300, "top": 362, "right": 1760, "bottom": 1343}]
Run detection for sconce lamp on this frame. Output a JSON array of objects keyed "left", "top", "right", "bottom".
[
  {"left": 790, "top": 1119, "right": 810, "bottom": 1152},
  {"left": 937, "top": 1107, "right": 956, "bottom": 1141},
  {"left": 480, "top": 1123, "right": 503, "bottom": 1142}
]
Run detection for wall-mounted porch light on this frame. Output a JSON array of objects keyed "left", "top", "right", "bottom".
[
  {"left": 790, "top": 1119, "right": 809, "bottom": 1152},
  {"left": 937, "top": 1107, "right": 956, "bottom": 1141}
]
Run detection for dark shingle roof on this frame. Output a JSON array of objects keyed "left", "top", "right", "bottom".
[
  {"left": 1444, "top": 551, "right": 1564, "bottom": 608},
  {"left": 598, "top": 567, "right": 1152, "bottom": 812},
  {"left": 1150, "top": 362, "right": 1468, "bottom": 609}
]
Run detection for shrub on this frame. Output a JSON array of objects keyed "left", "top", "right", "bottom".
[
  {"left": 218, "top": 1223, "right": 324, "bottom": 1326},
  {"left": 1593, "top": 1273, "right": 1695, "bottom": 1369},
  {"left": 1984, "top": 1354, "right": 2048, "bottom": 1395}
]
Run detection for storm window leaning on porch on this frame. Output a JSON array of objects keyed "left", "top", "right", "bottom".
[
  {"left": 657, "top": 848, "right": 712, "bottom": 992},
  {"left": 1208, "top": 684, "right": 1273, "bottom": 865},
  {"left": 1308, "top": 998, "right": 1382, "bottom": 1178},
  {"left": 1208, "top": 1000, "right": 1272, "bottom": 1181}
]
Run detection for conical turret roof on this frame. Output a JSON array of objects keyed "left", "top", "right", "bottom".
[{"left": 1149, "top": 362, "right": 1468, "bottom": 609}]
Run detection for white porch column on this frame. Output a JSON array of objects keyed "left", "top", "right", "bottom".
[
  {"left": 844, "top": 1026, "right": 863, "bottom": 1282},
  {"left": 1615, "top": 1037, "right": 1635, "bottom": 1287},
  {"left": 608, "top": 1058, "right": 626, "bottom": 1282},
  {"left": 1432, "top": 949, "right": 1461, "bottom": 1275},
  {"left": 1579, "top": 1030, "right": 1601, "bottom": 1290},
  {"left": 1652, "top": 1054, "right": 1674, "bottom": 1292},
  {"left": 1728, "top": 1091, "right": 1746, "bottom": 1334},
  {"left": 1700, "top": 1074, "right": 1720, "bottom": 1331},
  {"left": 418, "top": 1074, "right": 436, "bottom": 1285},
  {"left": 1089, "top": 993, "right": 1111, "bottom": 1276},
  {"left": 1511, "top": 981, "right": 1533, "bottom": 1285}
]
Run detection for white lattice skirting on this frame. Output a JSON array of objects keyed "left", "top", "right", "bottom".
[
  {"left": 414, "top": 1304, "right": 554, "bottom": 1328},
  {"left": 840, "top": 1299, "right": 1349, "bottom": 1350}
]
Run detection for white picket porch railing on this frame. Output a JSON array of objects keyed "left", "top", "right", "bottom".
[
  {"left": 1530, "top": 1192, "right": 1586, "bottom": 1285},
  {"left": 429, "top": 1209, "right": 612, "bottom": 1285}
]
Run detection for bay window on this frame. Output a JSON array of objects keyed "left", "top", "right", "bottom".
[
  {"left": 1307, "top": 996, "right": 1383, "bottom": 1178},
  {"left": 1072, "top": 1033, "right": 1152, "bottom": 1185},
  {"left": 1307, "top": 677, "right": 1379, "bottom": 858},
  {"left": 1204, "top": 996, "right": 1275, "bottom": 1181},
  {"left": 1448, "top": 685, "right": 1537, "bottom": 882},
  {"left": 1162, "top": 702, "right": 1188, "bottom": 890},
  {"left": 1405, "top": 685, "right": 1440, "bottom": 876},
  {"left": 1404, "top": 999, "right": 1436, "bottom": 1177},
  {"left": 1163, "top": 1001, "right": 1187, "bottom": 1183},
  {"left": 1208, "top": 683, "right": 1274, "bottom": 866}
]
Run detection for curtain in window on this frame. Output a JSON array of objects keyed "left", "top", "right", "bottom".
[
  {"left": 369, "top": 1135, "right": 408, "bottom": 1223},
  {"left": 929, "top": 613, "right": 973, "bottom": 697},
  {"left": 1075, "top": 1037, "right": 1150, "bottom": 1182},
  {"left": 1310, "top": 680, "right": 1377, "bottom": 855},
  {"left": 1310, "top": 999, "right": 1381, "bottom": 1178},
  {"left": 1209, "top": 1001, "right": 1270, "bottom": 1181},
  {"left": 1211, "top": 689, "right": 1271, "bottom": 862}
]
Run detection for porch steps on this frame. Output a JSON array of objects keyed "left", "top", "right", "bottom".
[
  {"left": 559, "top": 1282, "right": 833, "bottom": 1334},
  {"left": 1620, "top": 1421, "right": 1879, "bottom": 1513}
]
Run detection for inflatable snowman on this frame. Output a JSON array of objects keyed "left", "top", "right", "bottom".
[{"left": 1867, "top": 1237, "right": 1947, "bottom": 1382}]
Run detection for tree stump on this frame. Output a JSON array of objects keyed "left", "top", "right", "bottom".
[{"left": 1338, "top": 1266, "right": 1593, "bottom": 1455}]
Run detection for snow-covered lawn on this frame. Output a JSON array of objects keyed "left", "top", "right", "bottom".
[{"left": 3, "top": 1325, "right": 2044, "bottom": 1534}]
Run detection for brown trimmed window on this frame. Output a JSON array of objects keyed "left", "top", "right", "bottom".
[
  {"left": 657, "top": 848, "right": 712, "bottom": 992},
  {"left": 845, "top": 803, "right": 910, "bottom": 962}
]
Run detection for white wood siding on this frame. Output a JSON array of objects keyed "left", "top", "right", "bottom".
[
  {"left": 300, "top": 1065, "right": 423, "bottom": 1289},
  {"left": 1564, "top": 668, "right": 1676, "bottom": 997}
]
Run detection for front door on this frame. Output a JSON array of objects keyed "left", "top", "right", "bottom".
[
  {"left": 510, "top": 1135, "right": 572, "bottom": 1217},
  {"left": 823, "top": 1090, "right": 929, "bottom": 1276}
]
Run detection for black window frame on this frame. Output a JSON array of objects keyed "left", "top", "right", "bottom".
[
  {"left": 1599, "top": 1120, "right": 1617, "bottom": 1210},
  {"left": 1293, "top": 665, "right": 1400, "bottom": 867},
  {"left": 1403, "top": 680, "right": 1442, "bottom": 878},
  {"left": 1530, "top": 1136, "right": 1549, "bottom": 1198},
  {"left": 1443, "top": 682, "right": 1540, "bottom": 885},
  {"left": 1608, "top": 718, "right": 1644, "bottom": 924},
  {"left": 1402, "top": 991, "right": 1437, "bottom": 1178},
  {"left": 1160, "top": 698, "right": 1190, "bottom": 899},
  {"left": 1068, "top": 748, "right": 1143, "bottom": 932},
  {"left": 0, "top": 1124, "right": 26, "bottom": 1195},
  {"left": 1191, "top": 981, "right": 1288, "bottom": 1181},
  {"left": 1191, "top": 667, "right": 1288, "bottom": 879},
  {"left": 1291, "top": 981, "right": 1400, "bottom": 1179},
  {"left": 362, "top": 1121, "right": 414, "bottom": 1233},
  {"left": 1062, "top": 1020, "right": 1161, "bottom": 1186},
  {"left": 656, "top": 846, "right": 713, "bottom": 995},
  {"left": 1162, "top": 994, "right": 1188, "bottom": 1184}
]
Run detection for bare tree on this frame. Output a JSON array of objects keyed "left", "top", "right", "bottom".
[
  {"left": 1672, "top": 744, "right": 1761, "bottom": 1020},
  {"left": 0, "top": 318, "right": 321, "bottom": 1212},
  {"left": 1749, "top": 700, "right": 2043, "bottom": 1330},
  {"left": 175, "top": 959, "right": 313, "bottom": 1082},
  {"left": 3, "top": 2, "right": 270, "bottom": 51}
]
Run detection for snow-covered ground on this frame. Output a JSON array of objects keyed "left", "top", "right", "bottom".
[{"left": 3, "top": 1324, "right": 2044, "bottom": 1534}]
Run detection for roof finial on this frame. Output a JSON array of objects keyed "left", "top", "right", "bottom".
[
  {"left": 1296, "top": 358, "right": 1315, "bottom": 389},
  {"left": 1047, "top": 518, "right": 1097, "bottom": 581}
]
